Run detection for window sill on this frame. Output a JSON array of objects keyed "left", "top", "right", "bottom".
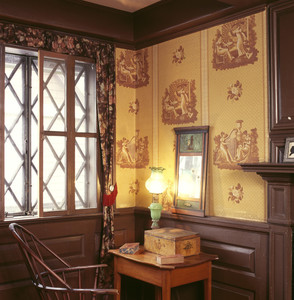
[{"left": 0, "top": 212, "right": 103, "bottom": 228}]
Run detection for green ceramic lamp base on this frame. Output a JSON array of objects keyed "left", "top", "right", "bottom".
[{"left": 148, "top": 201, "right": 162, "bottom": 229}]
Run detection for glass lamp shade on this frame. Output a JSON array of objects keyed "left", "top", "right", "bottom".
[{"left": 145, "top": 167, "right": 167, "bottom": 195}]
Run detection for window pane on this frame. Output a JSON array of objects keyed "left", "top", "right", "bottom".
[
  {"left": 43, "top": 58, "right": 66, "bottom": 131},
  {"left": 4, "top": 54, "right": 26, "bottom": 214},
  {"left": 75, "top": 61, "right": 96, "bottom": 133},
  {"left": 43, "top": 136, "right": 66, "bottom": 212},
  {"left": 4, "top": 116, "right": 25, "bottom": 214},
  {"left": 75, "top": 137, "right": 97, "bottom": 209},
  {"left": 4, "top": 53, "right": 39, "bottom": 216}
]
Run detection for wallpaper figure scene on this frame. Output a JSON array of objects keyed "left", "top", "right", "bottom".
[
  {"left": 116, "top": 49, "right": 150, "bottom": 88},
  {"left": 213, "top": 120, "right": 259, "bottom": 169},
  {"left": 116, "top": 130, "right": 149, "bottom": 168},
  {"left": 162, "top": 79, "right": 197, "bottom": 125},
  {"left": 212, "top": 15, "right": 258, "bottom": 70},
  {"left": 115, "top": 11, "right": 267, "bottom": 221}
]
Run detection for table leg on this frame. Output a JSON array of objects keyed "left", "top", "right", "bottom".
[
  {"left": 154, "top": 286, "right": 171, "bottom": 300},
  {"left": 161, "top": 286, "right": 171, "bottom": 300},
  {"left": 161, "top": 271, "right": 171, "bottom": 300},
  {"left": 155, "top": 286, "right": 162, "bottom": 300},
  {"left": 204, "top": 262, "right": 212, "bottom": 300},
  {"left": 113, "top": 257, "right": 121, "bottom": 300}
]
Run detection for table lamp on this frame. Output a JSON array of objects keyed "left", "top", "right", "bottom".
[{"left": 145, "top": 167, "right": 167, "bottom": 229}]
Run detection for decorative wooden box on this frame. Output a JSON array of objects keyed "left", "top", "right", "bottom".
[{"left": 144, "top": 227, "right": 200, "bottom": 257}]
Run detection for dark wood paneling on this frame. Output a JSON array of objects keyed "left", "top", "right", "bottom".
[
  {"left": 0, "top": 209, "right": 135, "bottom": 300},
  {"left": 269, "top": 184, "right": 292, "bottom": 224},
  {"left": 269, "top": 225, "right": 293, "bottom": 300},
  {"left": 212, "top": 282, "right": 255, "bottom": 300},
  {"left": 0, "top": 0, "right": 282, "bottom": 49},
  {"left": 0, "top": 282, "right": 38, "bottom": 300},
  {"left": 135, "top": 207, "right": 269, "bottom": 300},
  {"left": 240, "top": 163, "right": 294, "bottom": 299},
  {"left": 133, "top": 0, "right": 232, "bottom": 45},
  {"left": 0, "top": 206, "right": 286, "bottom": 300},
  {"left": 133, "top": 0, "right": 273, "bottom": 49},
  {"left": 269, "top": 1, "right": 294, "bottom": 129},
  {"left": 240, "top": 163, "right": 294, "bottom": 226},
  {"left": 269, "top": 1, "right": 294, "bottom": 160},
  {"left": 267, "top": 3, "right": 294, "bottom": 296},
  {"left": 202, "top": 240, "right": 255, "bottom": 273},
  {"left": 114, "top": 207, "right": 136, "bottom": 247}
]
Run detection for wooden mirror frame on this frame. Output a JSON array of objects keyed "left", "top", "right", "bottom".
[{"left": 171, "top": 126, "right": 209, "bottom": 217}]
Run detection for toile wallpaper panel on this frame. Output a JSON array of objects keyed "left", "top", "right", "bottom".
[
  {"left": 115, "top": 48, "right": 137, "bottom": 208},
  {"left": 208, "top": 11, "right": 268, "bottom": 221},
  {"left": 115, "top": 47, "right": 154, "bottom": 208},
  {"left": 157, "top": 32, "right": 202, "bottom": 210},
  {"left": 115, "top": 11, "right": 268, "bottom": 221},
  {"left": 135, "top": 48, "right": 154, "bottom": 208}
]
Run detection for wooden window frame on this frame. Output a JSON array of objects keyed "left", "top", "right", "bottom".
[
  {"left": 39, "top": 50, "right": 99, "bottom": 217},
  {"left": 0, "top": 44, "right": 4, "bottom": 220},
  {"left": 0, "top": 45, "right": 101, "bottom": 221}
]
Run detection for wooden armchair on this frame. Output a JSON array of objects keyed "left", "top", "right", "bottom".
[{"left": 9, "top": 222, "right": 118, "bottom": 300}]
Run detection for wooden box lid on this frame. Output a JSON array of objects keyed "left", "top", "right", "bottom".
[{"left": 144, "top": 227, "right": 199, "bottom": 241}]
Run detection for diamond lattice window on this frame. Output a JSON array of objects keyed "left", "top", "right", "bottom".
[
  {"left": 2, "top": 48, "right": 99, "bottom": 219},
  {"left": 4, "top": 52, "right": 38, "bottom": 216}
]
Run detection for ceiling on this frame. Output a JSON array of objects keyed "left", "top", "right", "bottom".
[
  {"left": 82, "top": 0, "right": 161, "bottom": 12},
  {"left": 82, "top": 0, "right": 277, "bottom": 13}
]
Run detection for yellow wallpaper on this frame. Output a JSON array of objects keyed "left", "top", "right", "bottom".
[
  {"left": 207, "top": 12, "right": 268, "bottom": 221},
  {"left": 157, "top": 33, "right": 202, "bottom": 210},
  {"left": 115, "top": 48, "right": 137, "bottom": 208},
  {"left": 135, "top": 49, "right": 154, "bottom": 207},
  {"left": 115, "top": 11, "right": 268, "bottom": 222}
]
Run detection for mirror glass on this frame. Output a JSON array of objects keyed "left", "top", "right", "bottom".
[{"left": 178, "top": 156, "right": 202, "bottom": 199}]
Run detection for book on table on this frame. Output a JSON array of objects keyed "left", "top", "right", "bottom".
[
  {"left": 156, "top": 254, "right": 184, "bottom": 264},
  {"left": 119, "top": 242, "right": 140, "bottom": 254}
]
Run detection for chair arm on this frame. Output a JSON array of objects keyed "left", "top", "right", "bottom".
[
  {"left": 36, "top": 284, "right": 119, "bottom": 295},
  {"left": 53, "top": 264, "right": 109, "bottom": 274}
]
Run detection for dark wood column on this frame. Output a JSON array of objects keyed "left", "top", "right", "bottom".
[
  {"left": 269, "top": 1, "right": 294, "bottom": 161},
  {"left": 240, "top": 163, "right": 294, "bottom": 300}
]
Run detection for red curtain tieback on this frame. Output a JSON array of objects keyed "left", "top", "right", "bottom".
[{"left": 103, "top": 183, "right": 118, "bottom": 206}]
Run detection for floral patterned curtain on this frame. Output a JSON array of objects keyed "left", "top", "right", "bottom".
[
  {"left": 0, "top": 21, "right": 116, "bottom": 286},
  {"left": 96, "top": 44, "right": 116, "bottom": 288}
]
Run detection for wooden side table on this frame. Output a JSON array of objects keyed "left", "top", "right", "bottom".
[{"left": 109, "top": 248, "right": 218, "bottom": 300}]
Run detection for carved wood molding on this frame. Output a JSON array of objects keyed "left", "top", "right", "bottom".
[
  {"left": 269, "top": 1, "right": 294, "bottom": 163},
  {"left": 240, "top": 162, "right": 294, "bottom": 300},
  {"left": 240, "top": 162, "right": 294, "bottom": 178},
  {"left": 240, "top": 162, "right": 294, "bottom": 223}
]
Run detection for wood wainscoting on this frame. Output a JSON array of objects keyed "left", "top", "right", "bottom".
[
  {"left": 135, "top": 207, "right": 271, "bottom": 300},
  {"left": 0, "top": 208, "right": 135, "bottom": 300},
  {"left": 0, "top": 206, "right": 288, "bottom": 299}
]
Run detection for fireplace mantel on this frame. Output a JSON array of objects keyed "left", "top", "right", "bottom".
[
  {"left": 240, "top": 162, "right": 294, "bottom": 183},
  {"left": 240, "top": 162, "right": 294, "bottom": 173},
  {"left": 240, "top": 162, "right": 294, "bottom": 300}
]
